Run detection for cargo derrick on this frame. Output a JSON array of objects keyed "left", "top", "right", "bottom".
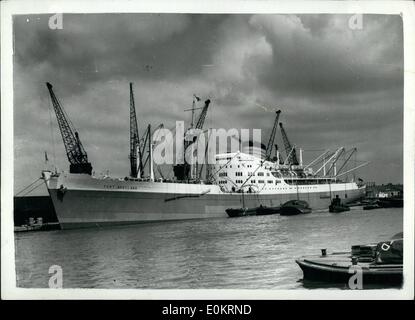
[
  {"left": 46, "top": 82, "right": 92, "bottom": 175},
  {"left": 279, "top": 122, "right": 299, "bottom": 166},
  {"left": 265, "top": 110, "right": 281, "bottom": 161}
]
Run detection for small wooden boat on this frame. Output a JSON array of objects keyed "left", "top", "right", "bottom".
[
  {"left": 14, "top": 222, "right": 61, "bottom": 232},
  {"left": 255, "top": 205, "right": 280, "bottom": 215},
  {"left": 226, "top": 207, "right": 257, "bottom": 218},
  {"left": 296, "top": 255, "right": 402, "bottom": 286},
  {"left": 226, "top": 189, "right": 282, "bottom": 218},
  {"left": 363, "top": 203, "right": 381, "bottom": 210},
  {"left": 226, "top": 188, "right": 259, "bottom": 218},
  {"left": 280, "top": 200, "right": 311, "bottom": 216},
  {"left": 378, "top": 197, "right": 403, "bottom": 208},
  {"left": 226, "top": 204, "right": 280, "bottom": 217},
  {"left": 14, "top": 224, "right": 43, "bottom": 232},
  {"left": 296, "top": 235, "right": 403, "bottom": 287},
  {"left": 329, "top": 204, "right": 350, "bottom": 213},
  {"left": 14, "top": 217, "right": 45, "bottom": 232}
]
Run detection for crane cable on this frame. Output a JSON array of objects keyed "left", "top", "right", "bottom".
[{"left": 48, "top": 95, "right": 57, "bottom": 169}]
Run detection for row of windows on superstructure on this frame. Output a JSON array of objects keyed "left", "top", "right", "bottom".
[
  {"left": 104, "top": 185, "right": 139, "bottom": 190},
  {"left": 218, "top": 164, "right": 255, "bottom": 169},
  {"left": 218, "top": 171, "right": 270, "bottom": 177},
  {"left": 217, "top": 181, "right": 320, "bottom": 190},
  {"left": 219, "top": 180, "right": 278, "bottom": 185},
  {"left": 241, "top": 172, "right": 272, "bottom": 177}
]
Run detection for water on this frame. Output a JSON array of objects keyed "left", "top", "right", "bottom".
[{"left": 15, "top": 207, "right": 403, "bottom": 289}]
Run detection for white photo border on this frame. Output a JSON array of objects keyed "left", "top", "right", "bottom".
[{"left": 1, "top": 0, "right": 414, "bottom": 300}]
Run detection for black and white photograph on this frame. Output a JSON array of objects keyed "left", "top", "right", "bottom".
[{"left": 1, "top": 0, "right": 414, "bottom": 300}]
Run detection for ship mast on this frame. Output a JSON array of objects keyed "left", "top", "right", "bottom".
[{"left": 148, "top": 124, "right": 154, "bottom": 181}]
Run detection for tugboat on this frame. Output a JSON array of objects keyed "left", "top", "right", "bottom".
[
  {"left": 296, "top": 233, "right": 403, "bottom": 287},
  {"left": 280, "top": 200, "right": 311, "bottom": 216},
  {"left": 329, "top": 195, "right": 350, "bottom": 213}
]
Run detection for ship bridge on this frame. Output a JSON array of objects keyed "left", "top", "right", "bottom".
[
  {"left": 211, "top": 149, "right": 344, "bottom": 194},
  {"left": 212, "top": 151, "right": 287, "bottom": 193}
]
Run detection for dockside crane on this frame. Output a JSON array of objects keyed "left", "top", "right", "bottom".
[
  {"left": 184, "top": 99, "right": 211, "bottom": 150},
  {"left": 46, "top": 82, "right": 93, "bottom": 175},
  {"left": 279, "top": 122, "right": 299, "bottom": 165},
  {"left": 191, "top": 99, "right": 211, "bottom": 180},
  {"left": 195, "top": 99, "right": 211, "bottom": 129},
  {"left": 174, "top": 98, "right": 211, "bottom": 180},
  {"left": 265, "top": 110, "right": 281, "bottom": 161},
  {"left": 129, "top": 83, "right": 143, "bottom": 178}
]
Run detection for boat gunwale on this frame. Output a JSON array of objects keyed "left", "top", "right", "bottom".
[{"left": 297, "top": 257, "right": 403, "bottom": 274}]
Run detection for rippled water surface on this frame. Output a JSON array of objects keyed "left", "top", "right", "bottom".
[{"left": 15, "top": 207, "right": 403, "bottom": 289}]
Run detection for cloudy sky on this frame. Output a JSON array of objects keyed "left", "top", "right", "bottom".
[{"left": 13, "top": 13, "right": 403, "bottom": 195}]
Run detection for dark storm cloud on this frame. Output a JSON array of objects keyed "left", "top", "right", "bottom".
[
  {"left": 250, "top": 14, "right": 403, "bottom": 95},
  {"left": 13, "top": 14, "right": 225, "bottom": 94},
  {"left": 13, "top": 13, "right": 403, "bottom": 194}
]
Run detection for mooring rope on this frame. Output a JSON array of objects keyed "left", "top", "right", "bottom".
[
  {"left": 15, "top": 177, "right": 42, "bottom": 196},
  {"left": 19, "top": 180, "right": 45, "bottom": 197}
]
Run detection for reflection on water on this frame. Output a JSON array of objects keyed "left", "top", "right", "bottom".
[{"left": 15, "top": 207, "right": 403, "bottom": 289}]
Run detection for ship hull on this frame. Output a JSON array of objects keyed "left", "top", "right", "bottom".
[{"left": 43, "top": 172, "right": 365, "bottom": 229}]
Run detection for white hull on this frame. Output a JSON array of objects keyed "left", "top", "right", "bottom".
[{"left": 43, "top": 172, "right": 365, "bottom": 229}]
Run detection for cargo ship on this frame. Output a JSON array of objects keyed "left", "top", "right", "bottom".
[{"left": 42, "top": 83, "right": 367, "bottom": 229}]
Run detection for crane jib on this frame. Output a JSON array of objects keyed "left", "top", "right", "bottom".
[
  {"left": 46, "top": 82, "right": 93, "bottom": 175},
  {"left": 280, "top": 122, "right": 299, "bottom": 166},
  {"left": 265, "top": 110, "right": 281, "bottom": 160},
  {"left": 129, "top": 83, "right": 141, "bottom": 178}
]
